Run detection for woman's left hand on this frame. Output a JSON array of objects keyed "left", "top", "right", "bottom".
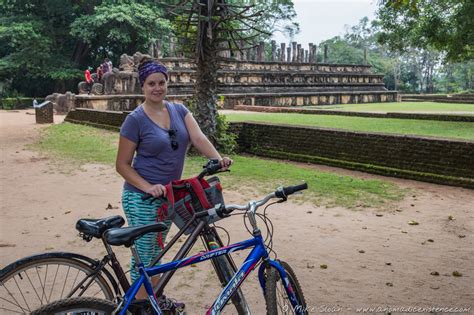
[{"left": 220, "top": 157, "right": 233, "bottom": 170}]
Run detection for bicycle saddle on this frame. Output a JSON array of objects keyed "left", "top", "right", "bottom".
[
  {"left": 105, "top": 223, "right": 168, "bottom": 247},
  {"left": 76, "top": 215, "right": 126, "bottom": 239}
]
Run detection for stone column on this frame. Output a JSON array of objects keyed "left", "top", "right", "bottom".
[
  {"left": 296, "top": 44, "right": 301, "bottom": 62},
  {"left": 305, "top": 50, "right": 308, "bottom": 63},
  {"left": 155, "top": 41, "right": 162, "bottom": 58},
  {"left": 280, "top": 43, "right": 286, "bottom": 62},
  {"left": 257, "top": 41, "right": 265, "bottom": 61},
  {"left": 287, "top": 47, "right": 291, "bottom": 62},
  {"left": 324, "top": 44, "right": 328, "bottom": 63},
  {"left": 276, "top": 48, "right": 280, "bottom": 62},
  {"left": 364, "top": 48, "right": 368, "bottom": 64},
  {"left": 239, "top": 40, "right": 245, "bottom": 61},
  {"left": 169, "top": 37, "right": 175, "bottom": 57},
  {"left": 308, "top": 43, "right": 313, "bottom": 62},
  {"left": 292, "top": 42, "right": 297, "bottom": 62},
  {"left": 253, "top": 46, "right": 258, "bottom": 61},
  {"left": 311, "top": 44, "right": 317, "bottom": 63},
  {"left": 271, "top": 40, "right": 276, "bottom": 62}
]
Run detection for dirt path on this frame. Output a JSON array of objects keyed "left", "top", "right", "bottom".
[{"left": 1, "top": 110, "right": 473, "bottom": 314}]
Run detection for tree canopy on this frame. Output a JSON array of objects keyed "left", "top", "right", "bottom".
[
  {"left": 0, "top": 0, "right": 170, "bottom": 96},
  {"left": 376, "top": 0, "right": 473, "bottom": 62}
]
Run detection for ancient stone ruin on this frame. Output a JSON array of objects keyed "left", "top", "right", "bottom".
[{"left": 54, "top": 41, "right": 398, "bottom": 112}]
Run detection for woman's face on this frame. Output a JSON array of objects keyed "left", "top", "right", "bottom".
[{"left": 142, "top": 72, "right": 168, "bottom": 104}]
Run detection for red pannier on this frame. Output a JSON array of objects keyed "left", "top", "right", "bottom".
[{"left": 157, "top": 176, "right": 225, "bottom": 237}]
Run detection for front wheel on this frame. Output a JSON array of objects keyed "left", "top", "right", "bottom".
[
  {"left": 265, "top": 260, "right": 307, "bottom": 315},
  {"left": 30, "top": 297, "right": 116, "bottom": 315}
]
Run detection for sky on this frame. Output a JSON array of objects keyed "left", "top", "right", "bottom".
[{"left": 271, "top": 0, "right": 378, "bottom": 49}]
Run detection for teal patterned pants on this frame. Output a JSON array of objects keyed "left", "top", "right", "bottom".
[{"left": 121, "top": 189, "right": 172, "bottom": 282}]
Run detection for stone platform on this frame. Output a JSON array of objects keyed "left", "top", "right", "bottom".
[{"left": 72, "top": 57, "right": 397, "bottom": 111}]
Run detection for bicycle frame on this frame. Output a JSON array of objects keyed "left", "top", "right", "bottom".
[{"left": 117, "top": 232, "right": 305, "bottom": 315}]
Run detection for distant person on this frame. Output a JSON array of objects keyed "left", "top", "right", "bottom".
[
  {"left": 96, "top": 65, "right": 104, "bottom": 81},
  {"left": 102, "top": 58, "right": 113, "bottom": 73},
  {"left": 84, "top": 67, "right": 93, "bottom": 94}
]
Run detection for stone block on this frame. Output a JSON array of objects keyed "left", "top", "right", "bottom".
[{"left": 35, "top": 101, "right": 53, "bottom": 124}]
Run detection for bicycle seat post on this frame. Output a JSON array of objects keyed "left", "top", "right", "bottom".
[{"left": 130, "top": 245, "right": 143, "bottom": 265}]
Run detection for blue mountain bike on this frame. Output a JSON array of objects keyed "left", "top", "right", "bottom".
[{"left": 32, "top": 182, "right": 308, "bottom": 315}]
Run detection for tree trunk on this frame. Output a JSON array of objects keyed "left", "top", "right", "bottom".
[
  {"left": 194, "top": 43, "right": 219, "bottom": 144},
  {"left": 192, "top": 0, "right": 220, "bottom": 144}
]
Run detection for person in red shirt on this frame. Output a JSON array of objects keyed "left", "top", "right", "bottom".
[{"left": 84, "top": 67, "right": 93, "bottom": 94}]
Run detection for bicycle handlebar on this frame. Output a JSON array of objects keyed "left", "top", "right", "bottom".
[
  {"left": 275, "top": 183, "right": 308, "bottom": 199},
  {"left": 196, "top": 182, "right": 308, "bottom": 218}
]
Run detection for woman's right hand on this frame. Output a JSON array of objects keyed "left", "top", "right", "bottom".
[{"left": 145, "top": 184, "right": 167, "bottom": 198}]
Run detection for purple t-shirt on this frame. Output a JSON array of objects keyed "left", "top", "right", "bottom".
[{"left": 120, "top": 102, "right": 190, "bottom": 193}]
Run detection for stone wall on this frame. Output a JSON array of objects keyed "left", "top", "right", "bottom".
[
  {"left": 401, "top": 94, "right": 474, "bottom": 104},
  {"left": 73, "top": 94, "right": 189, "bottom": 112},
  {"left": 64, "top": 108, "right": 474, "bottom": 188},
  {"left": 234, "top": 105, "right": 474, "bottom": 122},
  {"left": 231, "top": 122, "right": 474, "bottom": 188}
]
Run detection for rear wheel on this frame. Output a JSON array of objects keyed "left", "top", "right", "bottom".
[
  {"left": 1, "top": 254, "right": 114, "bottom": 314},
  {"left": 264, "top": 260, "right": 307, "bottom": 315},
  {"left": 30, "top": 297, "right": 116, "bottom": 315}
]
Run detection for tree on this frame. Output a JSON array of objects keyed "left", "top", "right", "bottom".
[
  {"left": 70, "top": 2, "right": 170, "bottom": 61},
  {"left": 0, "top": 0, "right": 170, "bottom": 97},
  {"left": 166, "top": 0, "right": 298, "bottom": 146},
  {"left": 376, "top": 0, "right": 474, "bottom": 62},
  {"left": 0, "top": 0, "right": 97, "bottom": 96}
]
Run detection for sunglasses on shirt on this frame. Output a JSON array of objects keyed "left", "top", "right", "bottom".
[{"left": 168, "top": 129, "right": 179, "bottom": 151}]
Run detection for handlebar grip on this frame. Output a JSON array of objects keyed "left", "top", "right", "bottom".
[
  {"left": 275, "top": 183, "right": 308, "bottom": 198},
  {"left": 208, "top": 163, "right": 223, "bottom": 173},
  {"left": 198, "top": 159, "right": 223, "bottom": 179}
]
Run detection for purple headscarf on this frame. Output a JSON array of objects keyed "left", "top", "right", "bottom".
[{"left": 138, "top": 61, "right": 168, "bottom": 86}]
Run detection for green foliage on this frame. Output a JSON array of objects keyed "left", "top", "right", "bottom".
[
  {"left": 70, "top": 2, "right": 170, "bottom": 59},
  {"left": 215, "top": 112, "right": 237, "bottom": 154},
  {"left": 0, "top": 0, "right": 169, "bottom": 97},
  {"left": 376, "top": 0, "right": 474, "bottom": 62},
  {"left": 320, "top": 16, "right": 472, "bottom": 93},
  {"left": 185, "top": 97, "right": 237, "bottom": 154},
  {"left": 0, "top": 97, "right": 42, "bottom": 110},
  {"left": 0, "top": 0, "right": 99, "bottom": 96}
]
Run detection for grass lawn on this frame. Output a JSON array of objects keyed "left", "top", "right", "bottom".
[
  {"left": 34, "top": 123, "right": 405, "bottom": 209},
  {"left": 224, "top": 112, "right": 474, "bottom": 141},
  {"left": 305, "top": 102, "right": 474, "bottom": 113}
]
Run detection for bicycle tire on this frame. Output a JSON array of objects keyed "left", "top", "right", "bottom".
[
  {"left": 1, "top": 253, "right": 115, "bottom": 314},
  {"left": 30, "top": 296, "right": 116, "bottom": 315},
  {"left": 264, "top": 260, "right": 307, "bottom": 315},
  {"left": 203, "top": 230, "right": 251, "bottom": 314}
]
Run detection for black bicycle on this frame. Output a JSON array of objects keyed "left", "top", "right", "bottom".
[{"left": 0, "top": 160, "right": 250, "bottom": 314}]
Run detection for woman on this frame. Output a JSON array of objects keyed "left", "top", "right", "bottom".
[{"left": 116, "top": 57, "right": 231, "bottom": 297}]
